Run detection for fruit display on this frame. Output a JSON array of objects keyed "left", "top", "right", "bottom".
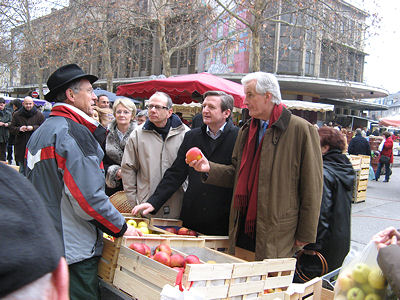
[
  {"left": 126, "top": 218, "right": 152, "bottom": 234},
  {"left": 128, "top": 242, "right": 202, "bottom": 269},
  {"left": 335, "top": 263, "right": 387, "bottom": 300}
]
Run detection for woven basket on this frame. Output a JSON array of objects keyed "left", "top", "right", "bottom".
[{"left": 109, "top": 191, "right": 133, "bottom": 213}]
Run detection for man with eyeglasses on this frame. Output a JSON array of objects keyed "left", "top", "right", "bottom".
[
  {"left": 25, "top": 64, "right": 142, "bottom": 300},
  {"left": 132, "top": 91, "right": 239, "bottom": 236},
  {"left": 121, "top": 91, "right": 190, "bottom": 219}
]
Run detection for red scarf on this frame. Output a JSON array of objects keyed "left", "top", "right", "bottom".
[
  {"left": 234, "top": 104, "right": 283, "bottom": 235},
  {"left": 50, "top": 103, "right": 99, "bottom": 133}
]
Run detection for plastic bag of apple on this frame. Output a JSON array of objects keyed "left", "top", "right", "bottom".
[{"left": 334, "top": 241, "right": 388, "bottom": 300}]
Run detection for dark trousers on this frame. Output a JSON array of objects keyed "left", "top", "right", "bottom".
[
  {"left": 69, "top": 256, "right": 100, "bottom": 300},
  {"left": 375, "top": 162, "right": 391, "bottom": 181},
  {"left": 0, "top": 143, "right": 6, "bottom": 161},
  {"left": 6, "top": 143, "right": 13, "bottom": 162}
]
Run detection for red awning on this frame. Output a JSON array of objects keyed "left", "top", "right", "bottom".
[
  {"left": 116, "top": 73, "right": 246, "bottom": 108},
  {"left": 379, "top": 117, "right": 400, "bottom": 128}
]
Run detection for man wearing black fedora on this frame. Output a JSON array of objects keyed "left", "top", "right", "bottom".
[{"left": 25, "top": 64, "right": 142, "bottom": 300}]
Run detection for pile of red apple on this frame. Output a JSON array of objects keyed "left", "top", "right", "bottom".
[
  {"left": 128, "top": 242, "right": 201, "bottom": 270},
  {"left": 164, "top": 226, "right": 198, "bottom": 237}
]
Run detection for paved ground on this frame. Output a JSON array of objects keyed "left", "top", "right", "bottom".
[{"left": 350, "top": 156, "right": 400, "bottom": 253}]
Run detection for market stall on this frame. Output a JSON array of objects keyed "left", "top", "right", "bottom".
[{"left": 116, "top": 73, "right": 246, "bottom": 108}]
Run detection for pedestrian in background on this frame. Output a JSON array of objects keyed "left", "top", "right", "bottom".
[
  {"left": 375, "top": 131, "right": 393, "bottom": 182},
  {"left": 9, "top": 96, "right": 44, "bottom": 174},
  {"left": 294, "top": 127, "right": 355, "bottom": 282},
  {"left": 348, "top": 128, "right": 371, "bottom": 156},
  {"left": 103, "top": 97, "right": 137, "bottom": 196},
  {"left": 5, "top": 99, "right": 22, "bottom": 164},
  {"left": 0, "top": 98, "right": 11, "bottom": 162},
  {"left": 188, "top": 72, "right": 323, "bottom": 260},
  {"left": 136, "top": 109, "right": 148, "bottom": 125}
]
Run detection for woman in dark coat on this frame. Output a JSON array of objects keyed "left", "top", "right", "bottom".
[
  {"left": 6, "top": 99, "right": 22, "bottom": 164},
  {"left": 295, "top": 127, "right": 355, "bottom": 281},
  {"left": 103, "top": 97, "right": 137, "bottom": 196}
]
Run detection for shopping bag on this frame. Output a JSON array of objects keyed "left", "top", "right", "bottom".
[
  {"left": 334, "top": 241, "right": 388, "bottom": 299},
  {"left": 369, "top": 166, "right": 375, "bottom": 181},
  {"left": 160, "top": 268, "right": 205, "bottom": 300}
]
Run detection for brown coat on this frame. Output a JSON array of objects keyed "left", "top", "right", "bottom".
[
  {"left": 206, "top": 107, "right": 323, "bottom": 260},
  {"left": 9, "top": 108, "right": 45, "bottom": 163}
]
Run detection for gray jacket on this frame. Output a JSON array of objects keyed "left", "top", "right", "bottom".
[{"left": 26, "top": 103, "right": 127, "bottom": 264}]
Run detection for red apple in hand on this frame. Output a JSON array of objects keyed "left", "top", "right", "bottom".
[
  {"left": 155, "top": 244, "right": 172, "bottom": 256},
  {"left": 186, "top": 147, "right": 202, "bottom": 163},
  {"left": 170, "top": 254, "right": 185, "bottom": 268},
  {"left": 185, "top": 255, "right": 201, "bottom": 266},
  {"left": 153, "top": 251, "right": 171, "bottom": 267}
]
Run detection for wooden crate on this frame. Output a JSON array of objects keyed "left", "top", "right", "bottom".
[
  {"left": 98, "top": 237, "right": 123, "bottom": 283},
  {"left": 357, "top": 179, "right": 368, "bottom": 191},
  {"left": 355, "top": 190, "right": 367, "bottom": 203},
  {"left": 349, "top": 155, "right": 361, "bottom": 171},
  {"left": 150, "top": 218, "right": 230, "bottom": 251},
  {"left": 359, "top": 167, "right": 369, "bottom": 180},
  {"left": 113, "top": 244, "right": 244, "bottom": 299},
  {"left": 359, "top": 155, "right": 371, "bottom": 169}
]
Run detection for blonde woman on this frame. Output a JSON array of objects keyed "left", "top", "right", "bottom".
[{"left": 103, "top": 98, "right": 137, "bottom": 196}]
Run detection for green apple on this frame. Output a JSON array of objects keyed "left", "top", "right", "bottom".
[
  {"left": 361, "top": 283, "right": 375, "bottom": 295},
  {"left": 347, "top": 287, "right": 365, "bottom": 300},
  {"left": 337, "top": 271, "right": 355, "bottom": 292},
  {"left": 352, "top": 263, "right": 371, "bottom": 284},
  {"left": 368, "top": 269, "right": 386, "bottom": 290},
  {"left": 365, "top": 293, "right": 382, "bottom": 300},
  {"left": 127, "top": 219, "right": 137, "bottom": 227}
]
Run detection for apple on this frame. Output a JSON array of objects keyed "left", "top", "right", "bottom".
[
  {"left": 126, "top": 219, "right": 137, "bottom": 227},
  {"left": 173, "top": 267, "right": 184, "bottom": 272},
  {"left": 155, "top": 244, "right": 172, "bottom": 256},
  {"left": 337, "top": 271, "right": 355, "bottom": 292},
  {"left": 188, "top": 230, "right": 197, "bottom": 236},
  {"left": 368, "top": 268, "right": 386, "bottom": 290},
  {"left": 186, "top": 147, "right": 202, "bottom": 163},
  {"left": 153, "top": 251, "right": 171, "bottom": 267},
  {"left": 361, "top": 283, "right": 375, "bottom": 295},
  {"left": 129, "top": 243, "right": 146, "bottom": 255},
  {"left": 137, "top": 221, "right": 148, "bottom": 228},
  {"left": 274, "top": 288, "right": 283, "bottom": 292},
  {"left": 185, "top": 255, "right": 201, "bottom": 266},
  {"left": 164, "top": 227, "right": 177, "bottom": 234},
  {"left": 347, "top": 287, "right": 365, "bottom": 300},
  {"left": 365, "top": 293, "right": 382, "bottom": 300},
  {"left": 139, "top": 227, "right": 150, "bottom": 234},
  {"left": 178, "top": 227, "right": 190, "bottom": 235},
  {"left": 264, "top": 289, "right": 274, "bottom": 294},
  {"left": 352, "top": 263, "right": 371, "bottom": 284},
  {"left": 170, "top": 254, "right": 185, "bottom": 268},
  {"left": 143, "top": 244, "right": 151, "bottom": 257}
]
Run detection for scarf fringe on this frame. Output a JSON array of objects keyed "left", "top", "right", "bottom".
[
  {"left": 245, "top": 219, "right": 256, "bottom": 236},
  {"left": 234, "top": 194, "right": 249, "bottom": 212}
]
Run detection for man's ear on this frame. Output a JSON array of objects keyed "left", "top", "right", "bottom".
[
  {"left": 51, "top": 257, "right": 69, "bottom": 300},
  {"left": 223, "top": 109, "right": 231, "bottom": 119},
  {"left": 65, "top": 88, "right": 75, "bottom": 103}
]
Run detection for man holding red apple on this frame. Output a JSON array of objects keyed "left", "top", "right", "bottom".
[
  {"left": 121, "top": 91, "right": 190, "bottom": 219},
  {"left": 188, "top": 72, "right": 323, "bottom": 260},
  {"left": 132, "top": 91, "right": 239, "bottom": 236}
]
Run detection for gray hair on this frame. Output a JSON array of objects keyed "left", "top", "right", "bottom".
[
  {"left": 112, "top": 97, "right": 137, "bottom": 119},
  {"left": 149, "top": 91, "right": 173, "bottom": 108},
  {"left": 53, "top": 79, "right": 82, "bottom": 103},
  {"left": 137, "top": 109, "right": 148, "bottom": 117},
  {"left": 355, "top": 128, "right": 362, "bottom": 135},
  {"left": 241, "top": 72, "right": 282, "bottom": 104},
  {"left": 203, "top": 91, "right": 234, "bottom": 115}
]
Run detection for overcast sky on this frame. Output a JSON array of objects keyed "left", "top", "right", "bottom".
[{"left": 350, "top": 0, "right": 400, "bottom": 94}]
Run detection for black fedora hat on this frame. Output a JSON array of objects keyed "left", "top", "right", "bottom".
[{"left": 45, "top": 64, "right": 98, "bottom": 101}]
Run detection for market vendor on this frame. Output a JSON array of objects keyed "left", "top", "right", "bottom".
[
  {"left": 25, "top": 64, "right": 142, "bottom": 300},
  {"left": 188, "top": 72, "right": 323, "bottom": 260}
]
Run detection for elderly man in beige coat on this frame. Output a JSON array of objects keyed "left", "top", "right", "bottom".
[
  {"left": 189, "top": 72, "right": 323, "bottom": 260},
  {"left": 121, "top": 92, "right": 189, "bottom": 219}
]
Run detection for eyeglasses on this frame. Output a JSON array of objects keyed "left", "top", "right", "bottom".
[{"left": 146, "top": 104, "right": 169, "bottom": 110}]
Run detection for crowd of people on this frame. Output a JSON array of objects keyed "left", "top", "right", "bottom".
[{"left": 0, "top": 64, "right": 398, "bottom": 299}]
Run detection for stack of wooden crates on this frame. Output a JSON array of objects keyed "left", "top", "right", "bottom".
[{"left": 349, "top": 155, "right": 370, "bottom": 203}]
